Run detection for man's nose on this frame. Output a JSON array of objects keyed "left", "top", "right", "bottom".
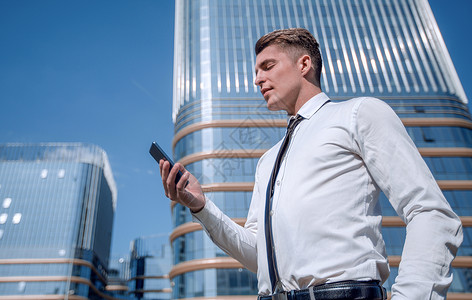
[{"left": 254, "top": 72, "right": 264, "bottom": 87}]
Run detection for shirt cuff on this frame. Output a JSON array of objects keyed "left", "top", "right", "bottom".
[{"left": 191, "top": 197, "right": 221, "bottom": 231}]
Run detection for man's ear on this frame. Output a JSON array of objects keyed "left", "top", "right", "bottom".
[{"left": 299, "top": 54, "right": 312, "bottom": 76}]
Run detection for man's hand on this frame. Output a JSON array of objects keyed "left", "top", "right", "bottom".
[{"left": 159, "top": 160, "right": 206, "bottom": 213}]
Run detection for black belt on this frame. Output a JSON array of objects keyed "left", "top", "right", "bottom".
[{"left": 258, "top": 280, "right": 386, "bottom": 300}]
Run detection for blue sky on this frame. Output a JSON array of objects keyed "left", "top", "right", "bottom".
[{"left": 0, "top": 0, "right": 471, "bottom": 257}]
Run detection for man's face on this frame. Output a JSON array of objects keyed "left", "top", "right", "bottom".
[{"left": 254, "top": 45, "right": 303, "bottom": 115}]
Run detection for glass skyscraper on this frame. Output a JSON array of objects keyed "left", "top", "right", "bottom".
[
  {"left": 0, "top": 143, "right": 117, "bottom": 299},
  {"left": 128, "top": 236, "right": 172, "bottom": 299},
  {"left": 171, "top": 0, "right": 472, "bottom": 299}
]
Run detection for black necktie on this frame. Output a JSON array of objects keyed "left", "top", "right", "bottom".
[{"left": 264, "top": 114, "right": 304, "bottom": 293}]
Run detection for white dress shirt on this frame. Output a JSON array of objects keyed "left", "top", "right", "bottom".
[{"left": 193, "top": 92, "right": 463, "bottom": 299}]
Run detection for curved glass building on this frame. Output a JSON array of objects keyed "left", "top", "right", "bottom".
[
  {"left": 170, "top": 0, "right": 472, "bottom": 299},
  {"left": 0, "top": 143, "right": 117, "bottom": 299}
]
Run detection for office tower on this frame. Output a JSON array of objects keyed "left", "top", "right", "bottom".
[
  {"left": 0, "top": 143, "right": 117, "bottom": 299},
  {"left": 171, "top": 0, "right": 472, "bottom": 299},
  {"left": 128, "top": 236, "right": 172, "bottom": 299},
  {"left": 107, "top": 255, "right": 132, "bottom": 298}
]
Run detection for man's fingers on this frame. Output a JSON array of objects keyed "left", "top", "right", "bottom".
[
  {"left": 159, "top": 161, "right": 204, "bottom": 211},
  {"left": 159, "top": 159, "right": 165, "bottom": 177},
  {"left": 159, "top": 160, "right": 171, "bottom": 198},
  {"left": 176, "top": 171, "right": 190, "bottom": 191},
  {"left": 166, "top": 161, "right": 182, "bottom": 198}
]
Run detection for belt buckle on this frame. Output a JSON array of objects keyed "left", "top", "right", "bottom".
[{"left": 271, "top": 292, "right": 288, "bottom": 300}]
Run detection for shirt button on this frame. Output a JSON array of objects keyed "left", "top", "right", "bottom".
[
  {"left": 276, "top": 180, "right": 280, "bottom": 186},
  {"left": 270, "top": 210, "right": 274, "bottom": 216}
]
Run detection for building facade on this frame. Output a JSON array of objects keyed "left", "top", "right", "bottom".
[
  {"left": 107, "top": 236, "right": 172, "bottom": 300},
  {"left": 107, "top": 255, "right": 132, "bottom": 299},
  {"left": 128, "top": 236, "right": 172, "bottom": 300},
  {"left": 171, "top": 0, "right": 472, "bottom": 299},
  {"left": 0, "top": 143, "right": 117, "bottom": 299}
]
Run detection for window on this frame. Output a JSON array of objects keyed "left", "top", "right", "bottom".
[
  {"left": 58, "top": 169, "right": 65, "bottom": 178},
  {"left": 18, "top": 281, "right": 26, "bottom": 292},
  {"left": 0, "top": 214, "right": 7, "bottom": 224},
  {"left": 41, "top": 169, "right": 48, "bottom": 179},
  {"left": 414, "top": 106, "right": 425, "bottom": 113},
  {"left": 421, "top": 127, "right": 435, "bottom": 143},
  {"left": 12, "top": 213, "right": 22, "bottom": 224},
  {"left": 2, "top": 198, "right": 11, "bottom": 209}
]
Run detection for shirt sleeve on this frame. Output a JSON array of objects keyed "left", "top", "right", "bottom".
[
  {"left": 191, "top": 161, "right": 263, "bottom": 273},
  {"left": 353, "top": 98, "right": 463, "bottom": 299}
]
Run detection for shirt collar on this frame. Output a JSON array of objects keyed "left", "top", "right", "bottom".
[{"left": 291, "top": 92, "right": 330, "bottom": 120}]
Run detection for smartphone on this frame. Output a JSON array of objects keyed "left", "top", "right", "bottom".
[{"left": 149, "top": 142, "right": 188, "bottom": 187}]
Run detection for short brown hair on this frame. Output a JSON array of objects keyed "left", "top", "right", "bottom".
[{"left": 255, "top": 28, "right": 322, "bottom": 86}]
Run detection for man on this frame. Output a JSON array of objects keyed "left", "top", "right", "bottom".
[{"left": 160, "top": 28, "right": 462, "bottom": 299}]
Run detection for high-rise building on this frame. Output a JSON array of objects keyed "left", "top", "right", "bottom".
[
  {"left": 171, "top": 0, "right": 472, "bottom": 299},
  {"left": 0, "top": 143, "right": 117, "bottom": 299},
  {"left": 107, "top": 255, "right": 132, "bottom": 298},
  {"left": 128, "top": 235, "right": 172, "bottom": 300},
  {"left": 107, "top": 236, "right": 172, "bottom": 300}
]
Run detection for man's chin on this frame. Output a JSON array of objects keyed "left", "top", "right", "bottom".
[{"left": 266, "top": 102, "right": 284, "bottom": 112}]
